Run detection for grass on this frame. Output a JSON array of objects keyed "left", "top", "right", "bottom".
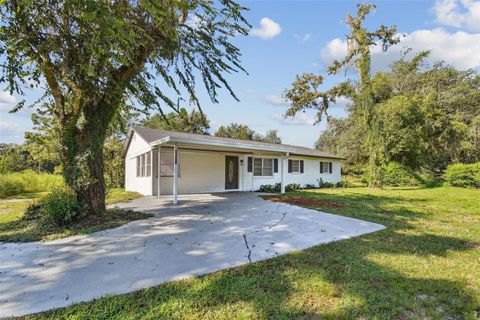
[
  {"left": 0, "top": 188, "right": 146, "bottom": 242},
  {"left": 19, "top": 186, "right": 479, "bottom": 319},
  {"left": 0, "top": 170, "right": 63, "bottom": 198}
]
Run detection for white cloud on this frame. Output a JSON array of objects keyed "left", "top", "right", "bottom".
[
  {"left": 320, "top": 38, "right": 348, "bottom": 64},
  {"left": 263, "top": 94, "right": 289, "bottom": 106},
  {"left": 434, "top": 0, "right": 480, "bottom": 31},
  {"left": 320, "top": 28, "right": 480, "bottom": 71},
  {"left": 250, "top": 17, "right": 281, "bottom": 40},
  {"left": 294, "top": 33, "right": 312, "bottom": 43},
  {"left": 302, "top": 34, "right": 312, "bottom": 43},
  {"left": 333, "top": 96, "right": 352, "bottom": 108},
  {"left": 271, "top": 112, "right": 316, "bottom": 126},
  {"left": 0, "top": 91, "right": 18, "bottom": 111}
]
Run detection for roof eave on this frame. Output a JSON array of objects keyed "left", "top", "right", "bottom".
[
  {"left": 149, "top": 136, "right": 292, "bottom": 153},
  {"left": 121, "top": 128, "right": 135, "bottom": 158}
]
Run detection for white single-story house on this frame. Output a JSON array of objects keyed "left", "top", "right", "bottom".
[{"left": 122, "top": 127, "right": 343, "bottom": 203}]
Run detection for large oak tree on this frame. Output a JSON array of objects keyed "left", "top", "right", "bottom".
[
  {"left": 283, "top": 3, "right": 399, "bottom": 187},
  {"left": 0, "top": 0, "right": 249, "bottom": 214}
]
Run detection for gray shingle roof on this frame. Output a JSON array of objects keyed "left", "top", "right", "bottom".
[{"left": 131, "top": 126, "right": 343, "bottom": 159}]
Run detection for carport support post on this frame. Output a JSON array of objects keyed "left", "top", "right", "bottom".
[
  {"left": 173, "top": 144, "right": 179, "bottom": 205},
  {"left": 157, "top": 147, "right": 161, "bottom": 198},
  {"left": 281, "top": 153, "right": 288, "bottom": 194}
]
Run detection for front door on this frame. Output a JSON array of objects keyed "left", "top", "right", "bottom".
[{"left": 225, "top": 156, "right": 239, "bottom": 190}]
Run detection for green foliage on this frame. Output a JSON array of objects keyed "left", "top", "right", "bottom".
[
  {"left": 286, "top": 183, "right": 301, "bottom": 192},
  {"left": 215, "top": 123, "right": 282, "bottom": 143},
  {"left": 1, "top": 0, "right": 249, "bottom": 214},
  {"left": 257, "top": 183, "right": 306, "bottom": 192},
  {"left": 336, "top": 180, "right": 351, "bottom": 188},
  {"left": 317, "top": 52, "right": 480, "bottom": 176},
  {"left": 26, "top": 188, "right": 84, "bottom": 226},
  {"left": 0, "top": 144, "right": 30, "bottom": 173},
  {"left": 1, "top": 190, "right": 147, "bottom": 242},
  {"left": 23, "top": 106, "right": 61, "bottom": 173},
  {"left": 259, "top": 130, "right": 282, "bottom": 144},
  {"left": 303, "top": 183, "right": 317, "bottom": 189},
  {"left": 0, "top": 170, "right": 63, "bottom": 198},
  {"left": 443, "top": 163, "right": 480, "bottom": 188},
  {"left": 143, "top": 108, "right": 210, "bottom": 135},
  {"left": 258, "top": 183, "right": 281, "bottom": 193},
  {"left": 283, "top": 4, "right": 400, "bottom": 188},
  {"left": 18, "top": 187, "right": 480, "bottom": 318},
  {"left": 317, "top": 178, "right": 335, "bottom": 188},
  {"left": 103, "top": 138, "right": 125, "bottom": 188},
  {"left": 315, "top": 118, "right": 367, "bottom": 175},
  {"left": 215, "top": 123, "right": 256, "bottom": 140},
  {"left": 382, "top": 162, "right": 424, "bottom": 186}
]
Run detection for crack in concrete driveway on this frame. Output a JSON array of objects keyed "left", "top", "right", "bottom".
[{"left": 0, "top": 192, "right": 385, "bottom": 318}]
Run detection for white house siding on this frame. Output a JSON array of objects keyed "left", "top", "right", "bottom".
[
  {"left": 124, "top": 132, "right": 154, "bottom": 196},
  {"left": 125, "top": 137, "right": 342, "bottom": 196},
  {"left": 159, "top": 149, "right": 245, "bottom": 195},
  {"left": 244, "top": 155, "right": 341, "bottom": 191}
]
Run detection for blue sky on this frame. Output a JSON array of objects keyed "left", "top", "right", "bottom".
[{"left": 1, "top": 0, "right": 479, "bottom": 147}]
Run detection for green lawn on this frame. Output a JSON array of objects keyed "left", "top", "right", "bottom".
[
  {"left": 20, "top": 186, "right": 479, "bottom": 319},
  {"left": 0, "top": 188, "right": 146, "bottom": 242}
]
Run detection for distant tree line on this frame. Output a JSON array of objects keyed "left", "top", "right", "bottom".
[
  {"left": 314, "top": 52, "right": 480, "bottom": 175},
  {"left": 0, "top": 107, "right": 282, "bottom": 187}
]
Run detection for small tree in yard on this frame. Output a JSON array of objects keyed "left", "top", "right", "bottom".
[
  {"left": 0, "top": 0, "right": 249, "bottom": 214},
  {"left": 283, "top": 3, "right": 400, "bottom": 187}
]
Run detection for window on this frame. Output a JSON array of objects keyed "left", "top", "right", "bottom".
[
  {"left": 288, "top": 160, "right": 304, "bottom": 173},
  {"left": 136, "top": 152, "right": 151, "bottom": 177},
  {"left": 160, "top": 150, "right": 178, "bottom": 177},
  {"left": 274, "top": 159, "right": 278, "bottom": 173},
  {"left": 136, "top": 157, "right": 141, "bottom": 177},
  {"left": 253, "top": 158, "right": 274, "bottom": 176},
  {"left": 140, "top": 154, "right": 145, "bottom": 177},
  {"left": 320, "top": 161, "right": 333, "bottom": 174},
  {"left": 146, "top": 152, "right": 151, "bottom": 177},
  {"left": 247, "top": 157, "right": 253, "bottom": 172}
]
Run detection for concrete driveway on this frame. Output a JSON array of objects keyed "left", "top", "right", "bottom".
[{"left": 0, "top": 192, "right": 385, "bottom": 317}]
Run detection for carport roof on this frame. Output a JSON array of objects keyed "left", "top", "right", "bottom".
[{"left": 125, "top": 126, "right": 343, "bottom": 159}]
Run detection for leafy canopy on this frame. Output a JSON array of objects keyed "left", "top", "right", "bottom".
[
  {"left": 215, "top": 123, "right": 282, "bottom": 144},
  {"left": 143, "top": 108, "right": 210, "bottom": 135},
  {"left": 0, "top": 0, "right": 250, "bottom": 120}
]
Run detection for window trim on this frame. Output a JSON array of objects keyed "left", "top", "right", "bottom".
[
  {"left": 320, "top": 161, "right": 333, "bottom": 174},
  {"left": 159, "top": 150, "right": 180, "bottom": 177},
  {"left": 136, "top": 152, "right": 151, "bottom": 177},
  {"left": 253, "top": 157, "right": 274, "bottom": 177},
  {"left": 289, "top": 159, "right": 304, "bottom": 174}
]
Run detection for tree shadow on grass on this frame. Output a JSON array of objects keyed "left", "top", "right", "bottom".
[
  {"left": 282, "top": 190, "right": 430, "bottom": 232},
  {"left": 27, "top": 191, "right": 479, "bottom": 319},
  {"left": 33, "top": 221, "right": 479, "bottom": 319}
]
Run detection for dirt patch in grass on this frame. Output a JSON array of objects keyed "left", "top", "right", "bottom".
[{"left": 262, "top": 195, "right": 345, "bottom": 209}]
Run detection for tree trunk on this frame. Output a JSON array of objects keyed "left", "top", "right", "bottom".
[{"left": 60, "top": 120, "right": 107, "bottom": 216}]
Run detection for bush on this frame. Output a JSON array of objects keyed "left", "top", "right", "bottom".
[
  {"left": 258, "top": 183, "right": 281, "bottom": 193},
  {"left": 285, "top": 183, "right": 301, "bottom": 192},
  {"left": 26, "top": 188, "right": 85, "bottom": 225},
  {"left": 336, "top": 180, "right": 351, "bottom": 188},
  {"left": 382, "top": 162, "right": 424, "bottom": 186},
  {"left": 0, "top": 170, "right": 63, "bottom": 198},
  {"left": 443, "top": 163, "right": 480, "bottom": 188},
  {"left": 303, "top": 184, "right": 317, "bottom": 189},
  {"left": 317, "top": 178, "right": 335, "bottom": 188}
]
